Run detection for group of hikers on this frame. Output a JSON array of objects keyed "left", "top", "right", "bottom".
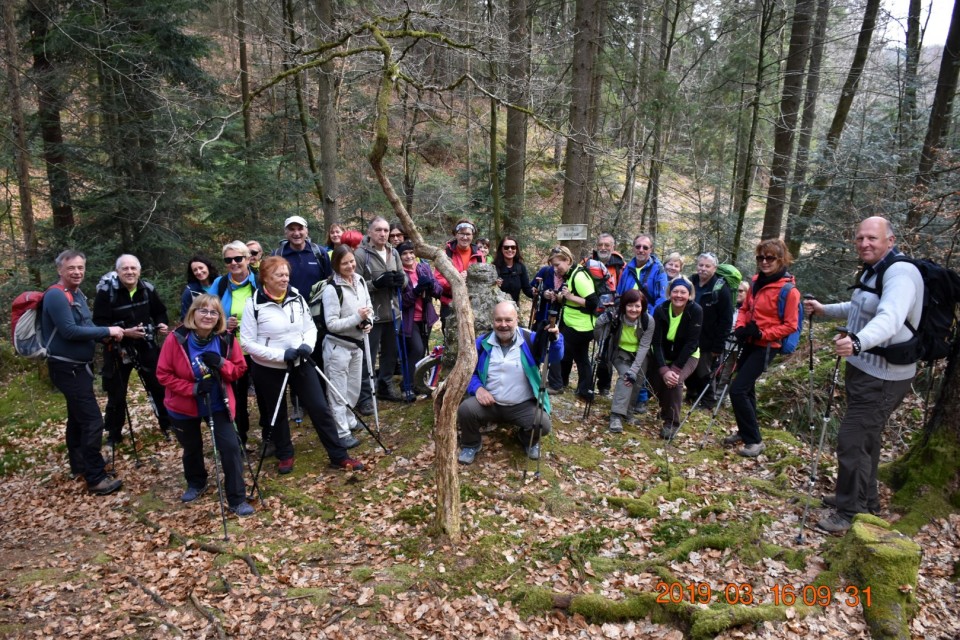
[{"left": 39, "top": 213, "right": 922, "bottom": 534}]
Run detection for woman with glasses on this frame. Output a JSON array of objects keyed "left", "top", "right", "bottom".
[
  {"left": 246, "top": 241, "right": 264, "bottom": 273},
  {"left": 434, "top": 219, "right": 483, "bottom": 328},
  {"left": 157, "top": 295, "right": 254, "bottom": 516},
  {"left": 241, "top": 256, "right": 364, "bottom": 473},
  {"left": 649, "top": 277, "right": 702, "bottom": 439},
  {"left": 725, "top": 239, "right": 800, "bottom": 457},
  {"left": 388, "top": 222, "right": 406, "bottom": 248},
  {"left": 210, "top": 241, "right": 259, "bottom": 449},
  {"left": 180, "top": 256, "right": 219, "bottom": 321},
  {"left": 493, "top": 236, "right": 533, "bottom": 305}
]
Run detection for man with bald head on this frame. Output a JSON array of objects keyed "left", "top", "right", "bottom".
[
  {"left": 456, "top": 302, "right": 564, "bottom": 465},
  {"left": 804, "top": 216, "right": 923, "bottom": 533}
]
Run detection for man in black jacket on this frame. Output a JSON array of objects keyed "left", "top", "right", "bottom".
[
  {"left": 93, "top": 254, "right": 171, "bottom": 445},
  {"left": 686, "top": 252, "right": 733, "bottom": 409}
]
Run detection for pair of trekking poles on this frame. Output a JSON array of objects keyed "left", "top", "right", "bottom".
[{"left": 106, "top": 342, "right": 169, "bottom": 471}]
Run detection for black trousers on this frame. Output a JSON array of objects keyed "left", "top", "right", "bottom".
[
  {"left": 357, "top": 321, "right": 399, "bottom": 404},
  {"left": 49, "top": 359, "right": 108, "bottom": 485},
  {"left": 559, "top": 323, "right": 595, "bottom": 397},
  {"left": 252, "top": 362, "right": 348, "bottom": 463},
  {"left": 729, "top": 344, "right": 775, "bottom": 445},
  {"left": 102, "top": 347, "right": 170, "bottom": 442},
  {"left": 170, "top": 410, "right": 246, "bottom": 508}
]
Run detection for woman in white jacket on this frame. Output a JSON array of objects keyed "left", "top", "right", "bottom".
[
  {"left": 322, "top": 245, "right": 373, "bottom": 448},
  {"left": 240, "top": 256, "right": 364, "bottom": 474}
]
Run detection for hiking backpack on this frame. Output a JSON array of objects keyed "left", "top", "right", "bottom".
[
  {"left": 851, "top": 256, "right": 960, "bottom": 364},
  {"left": 308, "top": 277, "right": 364, "bottom": 348},
  {"left": 11, "top": 285, "right": 73, "bottom": 358},
  {"left": 776, "top": 280, "right": 803, "bottom": 355},
  {"left": 578, "top": 258, "right": 616, "bottom": 311},
  {"left": 97, "top": 270, "right": 156, "bottom": 304},
  {"left": 715, "top": 264, "right": 742, "bottom": 294}
]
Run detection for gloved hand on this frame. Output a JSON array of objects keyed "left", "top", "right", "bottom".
[
  {"left": 390, "top": 271, "right": 406, "bottom": 288},
  {"left": 373, "top": 272, "right": 393, "bottom": 288},
  {"left": 194, "top": 377, "right": 215, "bottom": 396},
  {"left": 623, "top": 371, "right": 637, "bottom": 385},
  {"left": 602, "top": 308, "right": 617, "bottom": 323},
  {"left": 296, "top": 343, "right": 312, "bottom": 359},
  {"left": 734, "top": 321, "right": 761, "bottom": 343},
  {"left": 283, "top": 347, "right": 299, "bottom": 364},
  {"left": 200, "top": 351, "right": 223, "bottom": 370}
]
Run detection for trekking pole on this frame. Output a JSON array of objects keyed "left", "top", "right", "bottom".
[
  {"left": 249, "top": 363, "right": 291, "bottom": 500},
  {"left": 202, "top": 394, "right": 230, "bottom": 541},
  {"left": 362, "top": 333, "right": 381, "bottom": 434},
  {"left": 393, "top": 289, "right": 416, "bottom": 402},
  {"left": 699, "top": 341, "right": 743, "bottom": 449},
  {"left": 582, "top": 324, "right": 605, "bottom": 420},
  {"left": 667, "top": 345, "right": 738, "bottom": 445},
  {"left": 127, "top": 344, "right": 169, "bottom": 440},
  {"left": 525, "top": 313, "right": 556, "bottom": 483},
  {"left": 122, "top": 402, "right": 144, "bottom": 468},
  {"left": 528, "top": 279, "right": 542, "bottom": 328},
  {"left": 210, "top": 367, "right": 262, "bottom": 503},
  {"left": 796, "top": 326, "right": 847, "bottom": 544},
  {"left": 307, "top": 357, "right": 391, "bottom": 454}
]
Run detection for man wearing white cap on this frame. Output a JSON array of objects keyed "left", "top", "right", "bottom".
[{"left": 273, "top": 215, "right": 333, "bottom": 299}]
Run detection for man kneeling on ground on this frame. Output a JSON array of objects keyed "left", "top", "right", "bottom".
[{"left": 457, "top": 301, "right": 564, "bottom": 465}]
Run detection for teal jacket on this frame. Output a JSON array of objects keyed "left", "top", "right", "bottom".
[{"left": 467, "top": 328, "right": 564, "bottom": 413}]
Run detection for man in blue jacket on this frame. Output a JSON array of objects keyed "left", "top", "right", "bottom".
[
  {"left": 42, "top": 250, "right": 125, "bottom": 495},
  {"left": 274, "top": 215, "right": 332, "bottom": 297},
  {"left": 457, "top": 301, "right": 563, "bottom": 465}
]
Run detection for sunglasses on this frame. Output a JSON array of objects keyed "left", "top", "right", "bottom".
[
  {"left": 502, "top": 245, "right": 517, "bottom": 250},
  {"left": 249, "top": 250, "right": 260, "bottom": 257},
  {"left": 634, "top": 244, "right": 651, "bottom": 250},
  {"left": 755, "top": 255, "right": 778, "bottom": 263},
  {"left": 224, "top": 255, "right": 246, "bottom": 264},
  {"left": 389, "top": 232, "right": 404, "bottom": 237}
]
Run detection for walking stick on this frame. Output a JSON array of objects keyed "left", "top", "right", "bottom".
[
  {"left": 202, "top": 393, "right": 230, "bottom": 541},
  {"left": 209, "top": 366, "right": 262, "bottom": 503},
  {"left": 362, "top": 333, "right": 381, "bottom": 434},
  {"left": 249, "top": 363, "right": 291, "bottom": 500},
  {"left": 393, "top": 289, "right": 416, "bottom": 402},
  {"left": 796, "top": 327, "right": 847, "bottom": 544},
  {"left": 307, "top": 357, "right": 391, "bottom": 454},
  {"left": 583, "top": 318, "right": 614, "bottom": 420},
  {"left": 698, "top": 341, "right": 743, "bottom": 449},
  {"left": 121, "top": 402, "right": 144, "bottom": 468},
  {"left": 667, "top": 344, "right": 739, "bottom": 444},
  {"left": 525, "top": 314, "right": 556, "bottom": 483}
]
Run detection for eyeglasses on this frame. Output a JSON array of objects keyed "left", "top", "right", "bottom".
[
  {"left": 502, "top": 245, "right": 517, "bottom": 251},
  {"left": 755, "top": 255, "right": 778, "bottom": 263},
  {"left": 224, "top": 256, "right": 245, "bottom": 264},
  {"left": 634, "top": 244, "right": 651, "bottom": 250},
  {"left": 196, "top": 309, "right": 220, "bottom": 317},
  {"left": 249, "top": 250, "right": 260, "bottom": 257},
  {"left": 389, "top": 232, "right": 404, "bottom": 238}
]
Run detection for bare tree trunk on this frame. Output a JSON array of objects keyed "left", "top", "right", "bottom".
[
  {"left": 284, "top": 0, "right": 324, "bottom": 203},
  {"left": 909, "top": 0, "right": 960, "bottom": 227},
  {"left": 368, "top": 28, "right": 474, "bottom": 541},
  {"left": 490, "top": 97, "right": 502, "bottom": 240},
  {"left": 795, "top": 0, "right": 881, "bottom": 228},
  {"left": 762, "top": 0, "right": 814, "bottom": 239},
  {"left": 237, "top": 0, "right": 252, "bottom": 163},
  {"left": 560, "top": 0, "right": 603, "bottom": 258},
  {"left": 784, "top": 0, "right": 830, "bottom": 256},
  {"left": 316, "top": 0, "right": 339, "bottom": 227},
  {"left": 896, "top": 0, "right": 922, "bottom": 177},
  {"left": 503, "top": 0, "right": 529, "bottom": 238},
  {"left": 3, "top": 0, "right": 40, "bottom": 284}
]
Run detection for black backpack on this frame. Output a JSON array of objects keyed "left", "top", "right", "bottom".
[{"left": 851, "top": 256, "right": 960, "bottom": 363}]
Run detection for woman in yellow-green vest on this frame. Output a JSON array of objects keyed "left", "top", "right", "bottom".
[{"left": 541, "top": 246, "right": 598, "bottom": 401}]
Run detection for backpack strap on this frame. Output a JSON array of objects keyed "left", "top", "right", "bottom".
[{"left": 777, "top": 282, "right": 794, "bottom": 322}]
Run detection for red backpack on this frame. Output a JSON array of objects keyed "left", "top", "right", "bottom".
[{"left": 11, "top": 285, "right": 73, "bottom": 358}]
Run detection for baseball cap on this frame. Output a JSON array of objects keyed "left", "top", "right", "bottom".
[{"left": 284, "top": 215, "right": 308, "bottom": 229}]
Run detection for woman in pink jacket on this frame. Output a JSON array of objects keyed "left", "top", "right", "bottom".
[{"left": 157, "top": 294, "right": 252, "bottom": 516}]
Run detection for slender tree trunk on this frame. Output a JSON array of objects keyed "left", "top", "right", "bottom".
[
  {"left": 237, "top": 0, "right": 252, "bottom": 160},
  {"left": 561, "top": 0, "right": 603, "bottom": 258},
  {"left": 796, "top": 0, "right": 881, "bottom": 227},
  {"left": 285, "top": 0, "right": 324, "bottom": 203},
  {"left": 784, "top": 0, "right": 830, "bottom": 256},
  {"left": 26, "top": 1, "right": 74, "bottom": 230},
  {"left": 897, "top": 0, "right": 922, "bottom": 176},
  {"left": 909, "top": 0, "right": 960, "bottom": 227},
  {"left": 490, "top": 97, "right": 502, "bottom": 240},
  {"left": 503, "top": 0, "right": 529, "bottom": 238},
  {"left": 3, "top": 0, "right": 40, "bottom": 284},
  {"left": 762, "top": 0, "right": 814, "bottom": 239},
  {"left": 316, "top": 0, "right": 339, "bottom": 227}
]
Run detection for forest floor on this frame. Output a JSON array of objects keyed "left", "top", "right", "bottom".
[{"left": 0, "top": 337, "right": 958, "bottom": 640}]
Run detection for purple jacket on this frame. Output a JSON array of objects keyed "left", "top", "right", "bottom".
[{"left": 401, "top": 262, "right": 442, "bottom": 337}]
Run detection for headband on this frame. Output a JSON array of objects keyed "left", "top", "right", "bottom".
[
  {"left": 455, "top": 222, "right": 475, "bottom": 234},
  {"left": 669, "top": 278, "right": 693, "bottom": 293}
]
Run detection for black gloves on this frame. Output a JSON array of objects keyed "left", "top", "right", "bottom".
[
  {"left": 194, "top": 377, "right": 215, "bottom": 396},
  {"left": 602, "top": 309, "right": 617, "bottom": 323},
  {"left": 391, "top": 271, "right": 406, "bottom": 287},
  {"left": 413, "top": 279, "right": 429, "bottom": 294},
  {"left": 200, "top": 351, "right": 223, "bottom": 370},
  {"left": 296, "top": 343, "right": 312, "bottom": 358},
  {"left": 373, "top": 272, "right": 393, "bottom": 288},
  {"left": 283, "top": 347, "right": 299, "bottom": 364},
  {"left": 734, "top": 321, "right": 761, "bottom": 343}
]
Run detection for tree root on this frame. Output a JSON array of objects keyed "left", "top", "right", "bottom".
[
  {"left": 189, "top": 590, "right": 227, "bottom": 640},
  {"left": 126, "top": 575, "right": 172, "bottom": 608}
]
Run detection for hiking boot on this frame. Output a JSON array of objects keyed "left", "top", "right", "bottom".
[
  {"left": 341, "top": 435, "right": 361, "bottom": 449},
  {"left": 576, "top": 390, "right": 595, "bottom": 403},
  {"left": 525, "top": 442, "right": 541, "bottom": 460},
  {"left": 737, "top": 442, "right": 766, "bottom": 457},
  {"left": 378, "top": 385, "right": 403, "bottom": 402},
  {"left": 816, "top": 511, "right": 852, "bottom": 534},
  {"left": 547, "top": 387, "right": 564, "bottom": 395},
  {"left": 722, "top": 432, "right": 744, "bottom": 446},
  {"left": 358, "top": 402, "right": 374, "bottom": 416},
  {"left": 180, "top": 484, "right": 207, "bottom": 503},
  {"left": 597, "top": 388, "right": 610, "bottom": 397},
  {"left": 230, "top": 502, "right": 255, "bottom": 517},
  {"left": 821, "top": 494, "right": 881, "bottom": 515},
  {"left": 331, "top": 457, "right": 365, "bottom": 471},
  {"left": 458, "top": 445, "right": 481, "bottom": 465},
  {"left": 609, "top": 415, "right": 624, "bottom": 433},
  {"left": 278, "top": 457, "right": 295, "bottom": 474},
  {"left": 261, "top": 440, "right": 277, "bottom": 459},
  {"left": 661, "top": 424, "right": 679, "bottom": 440},
  {"left": 633, "top": 402, "right": 648, "bottom": 415},
  {"left": 88, "top": 476, "right": 123, "bottom": 496}
]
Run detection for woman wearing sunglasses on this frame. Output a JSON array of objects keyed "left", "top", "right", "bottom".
[
  {"left": 493, "top": 236, "right": 533, "bottom": 305},
  {"left": 210, "top": 241, "right": 260, "bottom": 449},
  {"left": 725, "top": 239, "right": 801, "bottom": 457}
]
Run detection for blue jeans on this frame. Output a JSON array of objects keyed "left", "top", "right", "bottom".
[{"left": 48, "top": 359, "right": 108, "bottom": 485}]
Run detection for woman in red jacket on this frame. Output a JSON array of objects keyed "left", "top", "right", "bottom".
[
  {"left": 725, "top": 239, "right": 801, "bottom": 457},
  {"left": 156, "top": 294, "right": 253, "bottom": 516}
]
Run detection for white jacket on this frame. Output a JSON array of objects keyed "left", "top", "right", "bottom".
[{"left": 240, "top": 287, "right": 317, "bottom": 370}]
